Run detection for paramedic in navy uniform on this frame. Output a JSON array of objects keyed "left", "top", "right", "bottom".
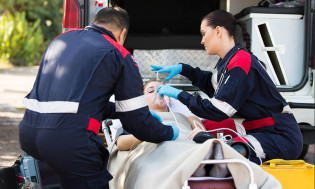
[
  {"left": 152, "top": 10, "right": 303, "bottom": 164},
  {"left": 19, "top": 7, "right": 179, "bottom": 189}
]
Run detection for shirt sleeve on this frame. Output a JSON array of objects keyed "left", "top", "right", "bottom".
[
  {"left": 180, "top": 63, "right": 215, "bottom": 97},
  {"left": 102, "top": 101, "right": 117, "bottom": 119},
  {"left": 110, "top": 50, "right": 174, "bottom": 143}
]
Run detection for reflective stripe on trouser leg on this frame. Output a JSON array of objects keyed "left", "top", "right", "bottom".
[
  {"left": 243, "top": 135, "right": 266, "bottom": 159},
  {"left": 234, "top": 120, "right": 246, "bottom": 136}
]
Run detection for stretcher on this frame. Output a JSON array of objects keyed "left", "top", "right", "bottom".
[
  {"left": 104, "top": 116, "right": 282, "bottom": 189},
  {"left": 102, "top": 115, "right": 315, "bottom": 189}
]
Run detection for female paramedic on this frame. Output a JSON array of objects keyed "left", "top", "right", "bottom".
[{"left": 151, "top": 10, "right": 303, "bottom": 164}]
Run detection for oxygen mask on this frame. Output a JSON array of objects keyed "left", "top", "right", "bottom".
[
  {"left": 153, "top": 83, "right": 166, "bottom": 106},
  {"left": 153, "top": 71, "right": 167, "bottom": 106}
]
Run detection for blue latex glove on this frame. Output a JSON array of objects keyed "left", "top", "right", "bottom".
[
  {"left": 166, "top": 123, "right": 179, "bottom": 141},
  {"left": 151, "top": 64, "right": 182, "bottom": 81},
  {"left": 157, "top": 85, "right": 182, "bottom": 100},
  {"left": 149, "top": 110, "right": 162, "bottom": 122}
]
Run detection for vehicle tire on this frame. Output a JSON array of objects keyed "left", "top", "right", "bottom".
[{"left": 298, "top": 144, "right": 309, "bottom": 160}]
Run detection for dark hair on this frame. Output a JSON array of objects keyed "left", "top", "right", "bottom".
[
  {"left": 94, "top": 6, "right": 129, "bottom": 31},
  {"left": 202, "top": 10, "right": 251, "bottom": 51},
  {"left": 202, "top": 10, "right": 267, "bottom": 68}
]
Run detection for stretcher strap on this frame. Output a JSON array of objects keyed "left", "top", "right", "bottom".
[
  {"left": 242, "top": 117, "right": 275, "bottom": 130},
  {"left": 87, "top": 118, "right": 101, "bottom": 134}
]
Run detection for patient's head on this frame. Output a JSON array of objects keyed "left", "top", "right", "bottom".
[{"left": 143, "top": 80, "right": 168, "bottom": 112}]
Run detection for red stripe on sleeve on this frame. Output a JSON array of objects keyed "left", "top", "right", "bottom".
[{"left": 102, "top": 34, "right": 130, "bottom": 58}]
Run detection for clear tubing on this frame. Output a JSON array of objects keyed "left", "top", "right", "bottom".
[
  {"left": 193, "top": 120, "right": 206, "bottom": 131},
  {"left": 206, "top": 128, "right": 262, "bottom": 165}
]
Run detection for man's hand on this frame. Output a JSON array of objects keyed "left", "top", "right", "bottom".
[
  {"left": 166, "top": 123, "right": 179, "bottom": 141},
  {"left": 149, "top": 110, "right": 162, "bottom": 122}
]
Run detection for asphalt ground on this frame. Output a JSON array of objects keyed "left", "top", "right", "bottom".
[{"left": 0, "top": 66, "right": 314, "bottom": 169}]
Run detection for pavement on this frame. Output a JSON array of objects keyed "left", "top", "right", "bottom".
[
  {"left": 0, "top": 66, "right": 314, "bottom": 169},
  {"left": 0, "top": 66, "right": 38, "bottom": 168}
]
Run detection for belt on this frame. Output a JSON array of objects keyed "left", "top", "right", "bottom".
[
  {"left": 87, "top": 118, "right": 101, "bottom": 134},
  {"left": 242, "top": 117, "right": 276, "bottom": 130}
]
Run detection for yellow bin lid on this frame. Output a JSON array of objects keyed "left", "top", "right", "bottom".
[{"left": 261, "top": 159, "right": 314, "bottom": 189}]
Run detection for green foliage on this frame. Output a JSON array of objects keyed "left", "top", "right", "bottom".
[
  {"left": 0, "top": 11, "right": 44, "bottom": 66},
  {"left": 0, "top": 0, "right": 63, "bottom": 41},
  {"left": 0, "top": 0, "right": 63, "bottom": 66}
]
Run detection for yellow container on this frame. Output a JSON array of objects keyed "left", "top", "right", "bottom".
[{"left": 261, "top": 159, "right": 314, "bottom": 189}]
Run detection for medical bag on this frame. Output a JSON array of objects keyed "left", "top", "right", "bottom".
[
  {"left": 0, "top": 153, "right": 61, "bottom": 189},
  {"left": 261, "top": 159, "right": 315, "bottom": 189}
]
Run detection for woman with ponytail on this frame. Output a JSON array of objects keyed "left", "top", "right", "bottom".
[{"left": 151, "top": 10, "right": 303, "bottom": 164}]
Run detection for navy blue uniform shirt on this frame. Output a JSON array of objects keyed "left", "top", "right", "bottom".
[{"left": 22, "top": 25, "right": 174, "bottom": 143}]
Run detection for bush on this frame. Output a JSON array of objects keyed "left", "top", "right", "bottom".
[
  {"left": 0, "top": 11, "right": 44, "bottom": 66},
  {"left": 0, "top": 0, "right": 63, "bottom": 66},
  {"left": 0, "top": 0, "right": 63, "bottom": 41}
]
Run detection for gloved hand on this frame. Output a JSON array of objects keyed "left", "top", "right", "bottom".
[
  {"left": 166, "top": 123, "right": 179, "bottom": 141},
  {"left": 157, "top": 85, "right": 182, "bottom": 100},
  {"left": 149, "top": 110, "right": 162, "bottom": 122},
  {"left": 151, "top": 64, "right": 182, "bottom": 81}
]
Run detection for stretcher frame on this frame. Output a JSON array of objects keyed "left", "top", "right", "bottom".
[
  {"left": 183, "top": 159, "right": 257, "bottom": 189},
  {"left": 102, "top": 120, "right": 258, "bottom": 189}
]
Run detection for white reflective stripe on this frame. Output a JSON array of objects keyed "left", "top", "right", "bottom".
[
  {"left": 234, "top": 120, "right": 246, "bottom": 136},
  {"left": 211, "top": 70, "right": 219, "bottom": 91},
  {"left": 209, "top": 98, "right": 237, "bottom": 117},
  {"left": 23, "top": 98, "right": 79, "bottom": 113},
  {"left": 244, "top": 135, "right": 266, "bottom": 159},
  {"left": 115, "top": 95, "right": 148, "bottom": 112},
  {"left": 282, "top": 105, "right": 292, "bottom": 114}
]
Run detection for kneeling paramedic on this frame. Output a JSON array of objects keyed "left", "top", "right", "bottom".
[
  {"left": 19, "top": 7, "right": 179, "bottom": 189},
  {"left": 152, "top": 10, "right": 303, "bottom": 164}
]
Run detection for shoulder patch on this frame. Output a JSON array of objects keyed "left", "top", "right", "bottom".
[
  {"left": 227, "top": 50, "right": 251, "bottom": 75},
  {"left": 102, "top": 34, "right": 130, "bottom": 58}
]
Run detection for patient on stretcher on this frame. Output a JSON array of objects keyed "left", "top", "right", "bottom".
[
  {"left": 116, "top": 80, "right": 205, "bottom": 151},
  {"left": 108, "top": 82, "right": 282, "bottom": 189}
]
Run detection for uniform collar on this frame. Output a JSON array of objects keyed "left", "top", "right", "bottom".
[
  {"left": 215, "top": 43, "right": 242, "bottom": 71},
  {"left": 85, "top": 24, "right": 117, "bottom": 42}
]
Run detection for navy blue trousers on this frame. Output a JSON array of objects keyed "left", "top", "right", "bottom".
[
  {"left": 247, "top": 113, "right": 303, "bottom": 164},
  {"left": 19, "top": 121, "right": 112, "bottom": 189}
]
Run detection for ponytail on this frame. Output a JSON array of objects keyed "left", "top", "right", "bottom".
[
  {"left": 235, "top": 20, "right": 251, "bottom": 51},
  {"left": 235, "top": 20, "right": 266, "bottom": 69}
]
